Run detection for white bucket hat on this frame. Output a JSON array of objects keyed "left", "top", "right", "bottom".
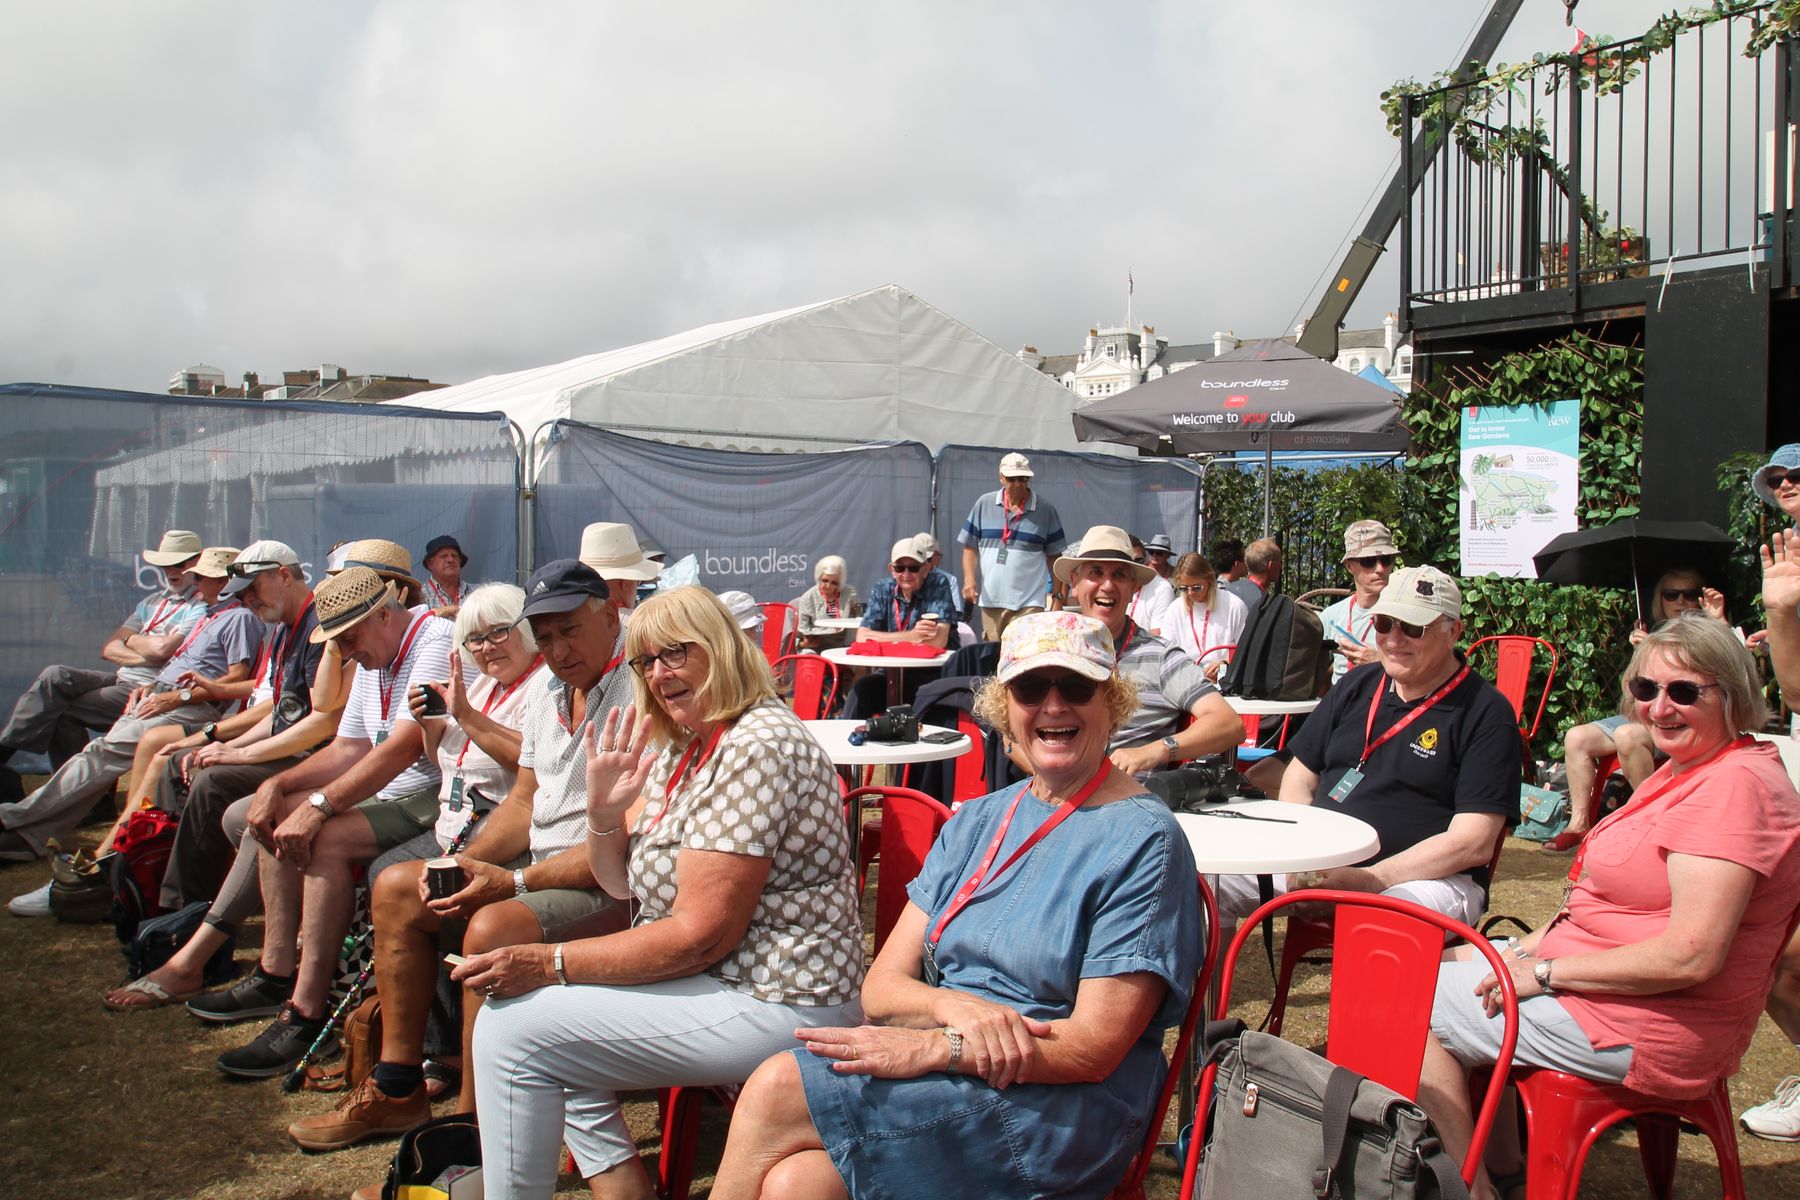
[{"left": 579, "top": 522, "right": 663, "bottom": 582}]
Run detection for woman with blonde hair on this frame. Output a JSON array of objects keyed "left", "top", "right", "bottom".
[{"left": 1164, "top": 551, "right": 1248, "bottom": 682}]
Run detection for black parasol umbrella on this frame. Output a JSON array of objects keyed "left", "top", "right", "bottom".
[
  {"left": 1070, "top": 339, "right": 1408, "bottom": 535},
  {"left": 1530, "top": 518, "right": 1735, "bottom": 623}
]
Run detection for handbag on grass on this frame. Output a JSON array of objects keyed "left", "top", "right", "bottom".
[
  {"left": 381, "top": 1113, "right": 481, "bottom": 1199},
  {"left": 1198, "top": 1021, "right": 1469, "bottom": 1200}
]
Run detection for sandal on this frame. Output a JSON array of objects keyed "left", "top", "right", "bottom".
[
  {"left": 423, "top": 1058, "right": 463, "bottom": 1101},
  {"left": 103, "top": 975, "right": 201, "bottom": 1011}
]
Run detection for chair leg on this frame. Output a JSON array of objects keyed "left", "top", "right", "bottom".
[
  {"left": 656, "top": 1086, "right": 706, "bottom": 1200},
  {"left": 1633, "top": 1114, "right": 1678, "bottom": 1200}
]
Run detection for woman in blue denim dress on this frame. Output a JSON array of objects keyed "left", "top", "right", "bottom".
[{"left": 712, "top": 611, "right": 1201, "bottom": 1199}]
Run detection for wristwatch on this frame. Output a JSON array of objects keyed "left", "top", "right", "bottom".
[
  {"left": 1533, "top": 958, "right": 1557, "bottom": 995},
  {"left": 514, "top": 867, "right": 529, "bottom": 897},
  {"left": 201, "top": 722, "right": 219, "bottom": 743},
  {"left": 553, "top": 943, "right": 569, "bottom": 986},
  {"left": 1161, "top": 735, "right": 1180, "bottom": 761},
  {"left": 943, "top": 1026, "right": 964, "bottom": 1073},
  {"left": 307, "top": 791, "right": 330, "bottom": 816},
  {"left": 178, "top": 687, "right": 194, "bottom": 703}
]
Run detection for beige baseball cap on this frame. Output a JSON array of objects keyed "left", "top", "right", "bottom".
[
  {"left": 999, "top": 452, "right": 1034, "bottom": 478},
  {"left": 1368, "top": 565, "right": 1462, "bottom": 626}
]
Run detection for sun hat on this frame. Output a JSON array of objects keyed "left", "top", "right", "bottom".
[
  {"left": 1753, "top": 443, "right": 1800, "bottom": 507},
  {"left": 308, "top": 567, "right": 399, "bottom": 643},
  {"left": 143, "top": 529, "right": 203, "bottom": 566},
  {"left": 224, "top": 540, "right": 302, "bottom": 595},
  {"left": 999, "top": 452, "right": 1034, "bottom": 478},
  {"left": 716, "top": 590, "right": 766, "bottom": 631},
  {"left": 520, "top": 559, "right": 612, "bottom": 620},
  {"left": 890, "top": 538, "right": 924, "bottom": 566},
  {"left": 1144, "top": 534, "right": 1174, "bottom": 555},
  {"left": 1342, "top": 519, "right": 1400, "bottom": 561},
  {"left": 191, "top": 547, "right": 242, "bottom": 579},
  {"left": 578, "top": 522, "right": 662, "bottom": 582},
  {"left": 423, "top": 535, "right": 468, "bottom": 567},
  {"left": 996, "top": 611, "right": 1116, "bottom": 685},
  {"left": 334, "top": 538, "right": 422, "bottom": 605},
  {"left": 1368, "top": 565, "right": 1463, "bottom": 626},
  {"left": 1052, "top": 525, "right": 1157, "bottom": 587}
]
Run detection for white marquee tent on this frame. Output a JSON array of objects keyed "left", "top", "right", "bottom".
[{"left": 401, "top": 283, "right": 1131, "bottom": 464}]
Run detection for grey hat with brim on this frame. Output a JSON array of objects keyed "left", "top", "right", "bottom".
[{"left": 1753, "top": 444, "right": 1800, "bottom": 507}]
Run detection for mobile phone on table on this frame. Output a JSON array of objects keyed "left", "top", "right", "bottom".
[{"left": 921, "top": 730, "right": 963, "bottom": 745}]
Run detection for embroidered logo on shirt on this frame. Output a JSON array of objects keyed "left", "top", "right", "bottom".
[{"left": 1412, "top": 727, "right": 1440, "bottom": 758}]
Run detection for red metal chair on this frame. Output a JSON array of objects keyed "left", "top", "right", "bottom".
[
  {"left": 1182, "top": 890, "right": 1520, "bottom": 1200},
  {"left": 758, "top": 602, "right": 796, "bottom": 663},
  {"left": 1468, "top": 635, "right": 1560, "bottom": 775},
  {"left": 1266, "top": 824, "right": 1509, "bottom": 1036},
  {"left": 771, "top": 653, "right": 839, "bottom": 720},
  {"left": 846, "top": 785, "right": 953, "bottom": 950},
  {"left": 1109, "top": 876, "right": 1220, "bottom": 1200}
]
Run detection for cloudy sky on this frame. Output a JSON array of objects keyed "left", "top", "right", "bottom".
[{"left": 2, "top": 1, "right": 1681, "bottom": 391}]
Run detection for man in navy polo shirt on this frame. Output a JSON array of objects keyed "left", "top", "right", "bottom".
[
  {"left": 1214, "top": 565, "right": 1519, "bottom": 926},
  {"left": 958, "top": 452, "right": 1067, "bottom": 641}
]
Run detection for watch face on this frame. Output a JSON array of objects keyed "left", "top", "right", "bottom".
[
  {"left": 276, "top": 694, "right": 307, "bottom": 724},
  {"left": 179, "top": 688, "right": 193, "bottom": 702}
]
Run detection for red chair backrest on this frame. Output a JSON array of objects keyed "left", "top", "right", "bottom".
[
  {"left": 1193, "top": 890, "right": 1519, "bottom": 1194},
  {"left": 1468, "top": 634, "right": 1559, "bottom": 742},
  {"left": 760, "top": 602, "right": 796, "bottom": 663},
  {"left": 846, "top": 785, "right": 953, "bottom": 950},
  {"left": 1111, "top": 875, "right": 1219, "bottom": 1200},
  {"left": 771, "top": 653, "right": 839, "bottom": 720},
  {"left": 951, "top": 712, "right": 988, "bottom": 807}
]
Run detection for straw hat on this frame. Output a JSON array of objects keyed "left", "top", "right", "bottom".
[
  {"left": 143, "top": 529, "right": 203, "bottom": 566},
  {"left": 192, "top": 547, "right": 242, "bottom": 579},
  {"left": 333, "top": 538, "right": 422, "bottom": 604},
  {"left": 309, "top": 567, "right": 400, "bottom": 643},
  {"left": 1052, "top": 525, "right": 1156, "bottom": 587},
  {"left": 579, "top": 522, "right": 662, "bottom": 582}
]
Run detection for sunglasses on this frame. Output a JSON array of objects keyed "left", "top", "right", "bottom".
[
  {"left": 1626, "top": 676, "right": 1721, "bottom": 705},
  {"left": 1765, "top": 469, "right": 1799, "bottom": 489},
  {"left": 1007, "top": 671, "right": 1102, "bottom": 706},
  {"left": 1175, "top": 583, "right": 1212, "bottom": 596},
  {"left": 1353, "top": 554, "right": 1396, "bottom": 569},
  {"left": 1372, "top": 613, "right": 1432, "bottom": 638},
  {"left": 627, "top": 642, "right": 693, "bottom": 677},
  {"left": 1660, "top": 587, "right": 1703, "bottom": 603},
  {"left": 891, "top": 562, "right": 923, "bottom": 574}
]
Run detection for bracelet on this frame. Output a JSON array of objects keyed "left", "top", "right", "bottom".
[
  {"left": 513, "top": 867, "right": 528, "bottom": 897},
  {"left": 552, "top": 942, "right": 569, "bottom": 986},
  {"left": 943, "top": 1026, "right": 964, "bottom": 1073},
  {"left": 586, "top": 823, "right": 622, "bottom": 838}
]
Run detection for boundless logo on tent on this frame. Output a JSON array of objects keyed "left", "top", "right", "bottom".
[{"left": 704, "top": 548, "right": 812, "bottom": 577}]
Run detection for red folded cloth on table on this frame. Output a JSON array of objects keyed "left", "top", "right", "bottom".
[{"left": 847, "top": 640, "right": 943, "bottom": 659}]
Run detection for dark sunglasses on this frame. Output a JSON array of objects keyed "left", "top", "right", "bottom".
[
  {"left": 1626, "top": 676, "right": 1721, "bottom": 706},
  {"left": 1765, "top": 469, "right": 1799, "bottom": 490},
  {"left": 891, "top": 562, "right": 923, "bottom": 574},
  {"left": 1007, "top": 672, "right": 1102, "bottom": 706},
  {"left": 1372, "top": 613, "right": 1432, "bottom": 638},
  {"left": 1660, "top": 587, "right": 1703, "bottom": 603},
  {"left": 1353, "top": 554, "right": 1396, "bottom": 569},
  {"left": 627, "top": 642, "right": 692, "bottom": 677}
]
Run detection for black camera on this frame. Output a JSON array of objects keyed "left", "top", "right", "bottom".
[
  {"left": 865, "top": 704, "right": 920, "bottom": 743},
  {"left": 1145, "top": 760, "right": 1237, "bottom": 813}
]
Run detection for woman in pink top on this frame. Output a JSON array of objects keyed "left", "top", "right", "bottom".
[{"left": 1415, "top": 615, "right": 1800, "bottom": 1200}]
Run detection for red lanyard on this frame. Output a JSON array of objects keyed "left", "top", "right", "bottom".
[
  {"left": 555, "top": 653, "right": 624, "bottom": 733},
  {"left": 1186, "top": 603, "right": 1212, "bottom": 661},
  {"left": 269, "top": 596, "right": 314, "bottom": 692},
  {"left": 1358, "top": 665, "right": 1470, "bottom": 769},
  {"left": 892, "top": 592, "right": 918, "bottom": 631},
  {"left": 638, "top": 722, "right": 730, "bottom": 837},
  {"left": 377, "top": 614, "right": 432, "bottom": 723},
  {"left": 171, "top": 600, "right": 242, "bottom": 659},
  {"left": 1000, "top": 496, "right": 1023, "bottom": 546},
  {"left": 455, "top": 658, "right": 543, "bottom": 768},
  {"left": 427, "top": 578, "right": 460, "bottom": 608},
  {"left": 825, "top": 594, "right": 840, "bottom": 618},
  {"left": 1116, "top": 622, "right": 1137, "bottom": 658},
  {"left": 141, "top": 594, "right": 183, "bottom": 634},
  {"left": 1565, "top": 734, "right": 1753, "bottom": 885},
  {"left": 929, "top": 763, "right": 1111, "bottom": 947},
  {"left": 250, "top": 641, "right": 272, "bottom": 687}
]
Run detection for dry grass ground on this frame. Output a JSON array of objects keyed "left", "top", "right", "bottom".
[{"left": 2, "top": 812, "right": 1796, "bottom": 1198}]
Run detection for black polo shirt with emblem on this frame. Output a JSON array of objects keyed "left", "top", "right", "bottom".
[{"left": 1287, "top": 656, "right": 1519, "bottom": 886}]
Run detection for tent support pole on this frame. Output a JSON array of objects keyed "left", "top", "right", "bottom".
[{"left": 1262, "top": 444, "right": 1273, "bottom": 538}]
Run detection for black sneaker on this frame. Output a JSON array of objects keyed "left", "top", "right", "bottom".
[
  {"left": 216, "top": 1003, "right": 335, "bottom": 1080},
  {"left": 187, "top": 969, "right": 291, "bottom": 1024}
]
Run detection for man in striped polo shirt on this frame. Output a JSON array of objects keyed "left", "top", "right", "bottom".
[{"left": 958, "top": 452, "right": 1067, "bottom": 641}]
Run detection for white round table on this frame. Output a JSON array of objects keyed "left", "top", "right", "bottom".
[
  {"left": 822, "top": 646, "right": 954, "bottom": 706},
  {"left": 1174, "top": 799, "right": 1378, "bottom": 875},
  {"left": 813, "top": 616, "right": 865, "bottom": 632},
  {"left": 806, "top": 719, "right": 972, "bottom": 862},
  {"left": 1223, "top": 697, "right": 1321, "bottom": 717}
]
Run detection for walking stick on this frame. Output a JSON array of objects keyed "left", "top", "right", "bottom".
[{"left": 280, "top": 801, "right": 487, "bottom": 1094}]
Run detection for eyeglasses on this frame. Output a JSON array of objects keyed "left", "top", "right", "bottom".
[
  {"left": 1175, "top": 583, "right": 1212, "bottom": 595},
  {"left": 1007, "top": 671, "right": 1102, "bottom": 706},
  {"left": 628, "top": 642, "right": 693, "bottom": 677},
  {"left": 1372, "top": 614, "right": 1432, "bottom": 638},
  {"left": 464, "top": 621, "right": 519, "bottom": 651},
  {"left": 1765, "top": 469, "right": 1799, "bottom": 489},
  {"left": 1353, "top": 554, "right": 1396, "bottom": 569},
  {"left": 891, "top": 562, "right": 923, "bottom": 574},
  {"left": 1626, "top": 676, "right": 1721, "bottom": 705},
  {"left": 1660, "top": 587, "right": 1703, "bottom": 603}
]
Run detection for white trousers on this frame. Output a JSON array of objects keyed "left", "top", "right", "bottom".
[
  {"left": 1211, "top": 869, "right": 1486, "bottom": 928},
  {"left": 473, "top": 972, "right": 860, "bottom": 1199}
]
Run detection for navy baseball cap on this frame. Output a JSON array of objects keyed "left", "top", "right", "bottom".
[{"left": 521, "top": 559, "right": 611, "bottom": 618}]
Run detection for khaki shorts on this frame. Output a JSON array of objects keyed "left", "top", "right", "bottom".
[{"left": 355, "top": 786, "right": 442, "bottom": 852}]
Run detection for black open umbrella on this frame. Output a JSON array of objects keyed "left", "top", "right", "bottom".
[
  {"left": 1070, "top": 339, "right": 1408, "bottom": 535},
  {"left": 1530, "top": 518, "right": 1734, "bottom": 623}
]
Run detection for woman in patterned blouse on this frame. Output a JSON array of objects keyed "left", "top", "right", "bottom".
[{"left": 463, "top": 585, "right": 865, "bottom": 1200}]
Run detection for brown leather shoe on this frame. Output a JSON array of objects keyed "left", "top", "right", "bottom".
[
  {"left": 349, "top": 1187, "right": 381, "bottom": 1200},
  {"left": 289, "top": 1076, "right": 430, "bottom": 1151}
]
